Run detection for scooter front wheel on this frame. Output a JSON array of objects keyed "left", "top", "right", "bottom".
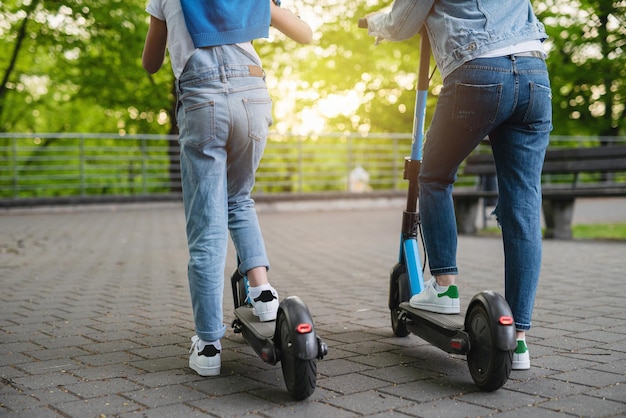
[
  {"left": 465, "top": 302, "right": 512, "bottom": 391},
  {"left": 278, "top": 313, "right": 317, "bottom": 400},
  {"left": 390, "top": 271, "right": 410, "bottom": 337}
]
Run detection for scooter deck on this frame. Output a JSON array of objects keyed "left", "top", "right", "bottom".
[
  {"left": 399, "top": 302, "right": 469, "bottom": 354},
  {"left": 234, "top": 306, "right": 276, "bottom": 340},
  {"left": 399, "top": 302, "right": 464, "bottom": 330}
]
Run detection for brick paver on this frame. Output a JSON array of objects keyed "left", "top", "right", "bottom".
[{"left": 1, "top": 198, "right": 625, "bottom": 417}]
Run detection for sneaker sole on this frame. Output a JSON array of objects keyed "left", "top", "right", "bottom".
[
  {"left": 409, "top": 302, "right": 460, "bottom": 315},
  {"left": 512, "top": 360, "right": 530, "bottom": 370},
  {"left": 253, "top": 310, "right": 277, "bottom": 322},
  {"left": 252, "top": 304, "right": 278, "bottom": 322},
  {"left": 189, "top": 359, "right": 220, "bottom": 376}
]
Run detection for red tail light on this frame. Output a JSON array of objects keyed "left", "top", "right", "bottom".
[
  {"left": 499, "top": 316, "right": 514, "bottom": 325},
  {"left": 296, "top": 323, "right": 312, "bottom": 334}
]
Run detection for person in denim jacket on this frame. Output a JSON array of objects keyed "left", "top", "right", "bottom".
[
  {"left": 366, "top": 0, "right": 552, "bottom": 370},
  {"left": 142, "top": 0, "right": 311, "bottom": 377}
]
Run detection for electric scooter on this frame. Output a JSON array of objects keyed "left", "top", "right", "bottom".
[
  {"left": 359, "top": 19, "right": 517, "bottom": 391},
  {"left": 230, "top": 267, "right": 327, "bottom": 400}
]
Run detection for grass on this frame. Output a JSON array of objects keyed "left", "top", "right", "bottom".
[
  {"left": 480, "top": 222, "right": 626, "bottom": 241},
  {"left": 572, "top": 223, "right": 626, "bottom": 241}
]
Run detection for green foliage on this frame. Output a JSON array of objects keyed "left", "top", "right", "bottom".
[
  {"left": 482, "top": 222, "right": 626, "bottom": 241},
  {"left": 2, "top": 0, "right": 625, "bottom": 200},
  {"left": 2, "top": 0, "right": 624, "bottom": 138},
  {"left": 573, "top": 223, "right": 626, "bottom": 240},
  {"left": 0, "top": 135, "right": 172, "bottom": 199},
  {"left": 0, "top": 0, "right": 173, "bottom": 134},
  {"left": 536, "top": 0, "right": 626, "bottom": 136},
  {"left": 254, "top": 0, "right": 438, "bottom": 136}
]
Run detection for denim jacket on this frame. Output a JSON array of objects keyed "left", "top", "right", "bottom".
[{"left": 367, "top": 0, "right": 548, "bottom": 80}]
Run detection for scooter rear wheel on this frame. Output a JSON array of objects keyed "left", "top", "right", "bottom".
[
  {"left": 466, "top": 303, "right": 512, "bottom": 391},
  {"left": 278, "top": 313, "right": 317, "bottom": 400}
]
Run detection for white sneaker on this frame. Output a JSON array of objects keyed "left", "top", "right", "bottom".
[
  {"left": 409, "top": 278, "right": 460, "bottom": 314},
  {"left": 512, "top": 339, "right": 530, "bottom": 370},
  {"left": 189, "top": 335, "right": 220, "bottom": 376},
  {"left": 250, "top": 288, "right": 279, "bottom": 322}
]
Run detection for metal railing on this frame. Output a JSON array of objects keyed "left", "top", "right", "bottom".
[
  {"left": 1, "top": 133, "right": 625, "bottom": 207},
  {"left": 1, "top": 133, "right": 175, "bottom": 199},
  {"left": 0, "top": 132, "right": 416, "bottom": 206}
]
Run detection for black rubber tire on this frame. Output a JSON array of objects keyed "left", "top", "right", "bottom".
[
  {"left": 230, "top": 269, "right": 248, "bottom": 309},
  {"left": 237, "top": 276, "right": 248, "bottom": 307},
  {"left": 466, "top": 303, "right": 512, "bottom": 391},
  {"left": 278, "top": 314, "right": 317, "bottom": 400},
  {"left": 390, "top": 272, "right": 410, "bottom": 337}
]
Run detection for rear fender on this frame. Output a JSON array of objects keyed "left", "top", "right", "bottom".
[
  {"left": 466, "top": 291, "right": 517, "bottom": 351},
  {"left": 276, "top": 296, "right": 319, "bottom": 360}
]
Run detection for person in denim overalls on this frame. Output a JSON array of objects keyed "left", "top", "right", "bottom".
[
  {"left": 142, "top": 0, "right": 311, "bottom": 376},
  {"left": 366, "top": 0, "right": 552, "bottom": 370}
]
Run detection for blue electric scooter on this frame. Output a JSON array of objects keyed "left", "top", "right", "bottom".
[
  {"left": 360, "top": 19, "right": 517, "bottom": 391},
  {"left": 230, "top": 266, "right": 327, "bottom": 400}
]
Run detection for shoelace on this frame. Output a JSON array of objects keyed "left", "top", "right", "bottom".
[{"left": 189, "top": 335, "right": 200, "bottom": 354}]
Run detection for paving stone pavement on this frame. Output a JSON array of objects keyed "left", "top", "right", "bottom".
[{"left": 1, "top": 198, "right": 625, "bottom": 417}]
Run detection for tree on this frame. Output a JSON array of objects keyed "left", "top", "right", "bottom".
[
  {"left": 536, "top": 0, "right": 626, "bottom": 138},
  {"left": 1, "top": 0, "right": 181, "bottom": 192},
  {"left": 3, "top": 0, "right": 623, "bottom": 142},
  {"left": 0, "top": 0, "right": 172, "bottom": 134},
  {"left": 255, "top": 0, "right": 436, "bottom": 137}
]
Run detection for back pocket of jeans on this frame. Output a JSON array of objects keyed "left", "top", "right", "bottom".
[
  {"left": 182, "top": 100, "right": 216, "bottom": 149},
  {"left": 452, "top": 82, "right": 502, "bottom": 132},
  {"left": 243, "top": 98, "right": 272, "bottom": 142},
  {"left": 523, "top": 82, "right": 552, "bottom": 132}
]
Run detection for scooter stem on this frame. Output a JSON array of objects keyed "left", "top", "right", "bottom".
[{"left": 404, "top": 30, "right": 431, "bottom": 218}]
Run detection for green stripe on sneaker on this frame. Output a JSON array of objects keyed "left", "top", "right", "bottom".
[
  {"left": 437, "top": 285, "right": 459, "bottom": 299},
  {"left": 515, "top": 340, "right": 528, "bottom": 354}
]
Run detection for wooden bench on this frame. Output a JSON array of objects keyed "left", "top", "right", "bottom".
[{"left": 453, "top": 144, "right": 626, "bottom": 239}]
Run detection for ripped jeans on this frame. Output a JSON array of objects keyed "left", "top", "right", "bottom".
[{"left": 418, "top": 54, "right": 552, "bottom": 331}]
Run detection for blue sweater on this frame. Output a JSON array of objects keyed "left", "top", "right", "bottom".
[{"left": 180, "top": 0, "right": 270, "bottom": 48}]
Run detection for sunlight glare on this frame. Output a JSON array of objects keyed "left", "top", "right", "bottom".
[{"left": 319, "top": 91, "right": 362, "bottom": 118}]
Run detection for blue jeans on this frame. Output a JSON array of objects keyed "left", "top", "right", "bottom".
[
  {"left": 419, "top": 55, "right": 552, "bottom": 331},
  {"left": 176, "top": 45, "right": 273, "bottom": 342}
]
